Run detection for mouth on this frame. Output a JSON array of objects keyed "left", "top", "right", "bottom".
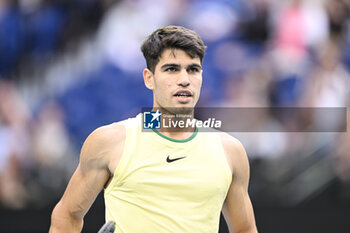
[{"left": 173, "top": 90, "right": 193, "bottom": 103}]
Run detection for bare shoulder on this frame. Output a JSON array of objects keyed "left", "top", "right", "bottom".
[
  {"left": 219, "top": 132, "right": 249, "bottom": 176},
  {"left": 220, "top": 132, "right": 246, "bottom": 155},
  {"left": 80, "top": 122, "right": 126, "bottom": 171}
]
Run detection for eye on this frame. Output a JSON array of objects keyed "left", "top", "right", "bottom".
[
  {"left": 188, "top": 67, "right": 200, "bottom": 73},
  {"left": 165, "top": 67, "right": 177, "bottom": 72}
]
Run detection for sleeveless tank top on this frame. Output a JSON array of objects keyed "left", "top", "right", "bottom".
[{"left": 104, "top": 114, "right": 232, "bottom": 233}]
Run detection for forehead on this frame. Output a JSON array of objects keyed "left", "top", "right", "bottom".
[{"left": 157, "top": 49, "right": 201, "bottom": 66}]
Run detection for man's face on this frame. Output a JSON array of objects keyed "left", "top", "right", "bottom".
[{"left": 143, "top": 49, "right": 203, "bottom": 113}]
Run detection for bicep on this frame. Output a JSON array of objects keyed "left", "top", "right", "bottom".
[
  {"left": 224, "top": 180, "right": 256, "bottom": 232},
  {"left": 59, "top": 162, "right": 110, "bottom": 219},
  {"left": 50, "top": 124, "right": 125, "bottom": 232},
  {"left": 222, "top": 136, "right": 257, "bottom": 232}
]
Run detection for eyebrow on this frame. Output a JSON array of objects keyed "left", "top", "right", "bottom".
[
  {"left": 160, "top": 63, "right": 202, "bottom": 70},
  {"left": 160, "top": 63, "right": 181, "bottom": 70},
  {"left": 187, "top": 64, "right": 202, "bottom": 70}
]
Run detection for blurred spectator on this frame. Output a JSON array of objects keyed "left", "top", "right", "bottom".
[
  {"left": 96, "top": 0, "right": 185, "bottom": 73},
  {"left": 238, "top": 0, "right": 270, "bottom": 44},
  {"left": 222, "top": 61, "right": 272, "bottom": 107},
  {"left": 271, "top": 0, "right": 329, "bottom": 65},
  {"left": 268, "top": 0, "right": 329, "bottom": 106},
  {"left": 30, "top": 99, "right": 77, "bottom": 207},
  {"left": 272, "top": 0, "right": 308, "bottom": 65},
  {"left": 302, "top": 39, "right": 350, "bottom": 107},
  {"left": 326, "top": 0, "right": 350, "bottom": 41},
  {"left": 0, "top": 80, "right": 31, "bottom": 209},
  {"left": 59, "top": 0, "right": 105, "bottom": 49},
  {"left": 182, "top": 0, "right": 237, "bottom": 43}
]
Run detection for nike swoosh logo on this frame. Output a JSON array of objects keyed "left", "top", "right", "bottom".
[{"left": 166, "top": 155, "right": 186, "bottom": 163}]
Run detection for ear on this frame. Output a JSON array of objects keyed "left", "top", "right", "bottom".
[{"left": 143, "top": 68, "right": 155, "bottom": 90}]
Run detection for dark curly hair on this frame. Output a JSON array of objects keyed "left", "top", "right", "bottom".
[{"left": 141, "top": 25, "right": 206, "bottom": 73}]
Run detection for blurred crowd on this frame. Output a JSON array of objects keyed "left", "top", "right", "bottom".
[
  {"left": 0, "top": 0, "right": 116, "bottom": 79},
  {"left": 0, "top": 80, "right": 77, "bottom": 209},
  {"left": 0, "top": 0, "right": 350, "bottom": 209},
  {"left": 0, "top": 0, "right": 109, "bottom": 209}
]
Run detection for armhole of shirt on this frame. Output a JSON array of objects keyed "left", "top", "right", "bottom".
[
  {"left": 216, "top": 133, "right": 233, "bottom": 185},
  {"left": 104, "top": 117, "right": 137, "bottom": 195}
]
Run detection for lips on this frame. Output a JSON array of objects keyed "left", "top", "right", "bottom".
[
  {"left": 173, "top": 90, "right": 193, "bottom": 104},
  {"left": 173, "top": 90, "right": 193, "bottom": 97}
]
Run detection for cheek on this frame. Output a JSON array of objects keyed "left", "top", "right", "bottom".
[
  {"left": 154, "top": 80, "right": 172, "bottom": 100},
  {"left": 198, "top": 78, "right": 203, "bottom": 86},
  {"left": 166, "top": 79, "right": 173, "bottom": 88},
  {"left": 193, "top": 76, "right": 202, "bottom": 88},
  {"left": 155, "top": 77, "right": 172, "bottom": 88},
  {"left": 194, "top": 77, "right": 202, "bottom": 98}
]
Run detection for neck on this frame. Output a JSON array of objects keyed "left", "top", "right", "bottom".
[
  {"left": 152, "top": 106, "right": 196, "bottom": 140},
  {"left": 159, "top": 129, "right": 196, "bottom": 141}
]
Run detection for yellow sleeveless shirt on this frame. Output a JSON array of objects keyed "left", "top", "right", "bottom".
[{"left": 104, "top": 114, "right": 232, "bottom": 233}]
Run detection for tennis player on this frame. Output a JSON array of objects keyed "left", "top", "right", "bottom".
[{"left": 49, "top": 25, "right": 258, "bottom": 233}]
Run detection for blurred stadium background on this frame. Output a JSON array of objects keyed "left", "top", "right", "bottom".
[{"left": 0, "top": 0, "right": 349, "bottom": 232}]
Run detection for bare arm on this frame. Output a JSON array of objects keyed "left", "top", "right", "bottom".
[
  {"left": 221, "top": 134, "right": 258, "bottom": 233},
  {"left": 49, "top": 124, "right": 125, "bottom": 233}
]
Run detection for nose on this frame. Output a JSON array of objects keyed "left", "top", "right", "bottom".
[{"left": 177, "top": 70, "right": 190, "bottom": 87}]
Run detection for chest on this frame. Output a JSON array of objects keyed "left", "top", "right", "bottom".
[{"left": 115, "top": 136, "right": 232, "bottom": 202}]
